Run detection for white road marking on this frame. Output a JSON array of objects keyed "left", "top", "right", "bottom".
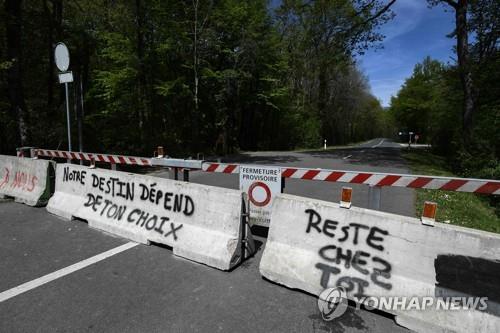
[
  {"left": 342, "top": 155, "right": 352, "bottom": 160},
  {"left": 372, "top": 139, "right": 385, "bottom": 148},
  {"left": 0, "top": 241, "right": 138, "bottom": 303}
]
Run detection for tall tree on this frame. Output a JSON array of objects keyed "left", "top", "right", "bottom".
[
  {"left": 135, "top": 0, "right": 147, "bottom": 142},
  {"left": 390, "top": 57, "right": 445, "bottom": 140},
  {"left": 5, "top": 0, "right": 28, "bottom": 146},
  {"left": 430, "top": 0, "right": 475, "bottom": 142},
  {"left": 276, "top": 0, "right": 396, "bottom": 144},
  {"left": 43, "top": 0, "right": 62, "bottom": 108},
  {"left": 0, "top": 0, "right": 399, "bottom": 155}
]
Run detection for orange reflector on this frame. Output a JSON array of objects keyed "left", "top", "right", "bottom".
[
  {"left": 423, "top": 201, "right": 437, "bottom": 218},
  {"left": 340, "top": 187, "right": 352, "bottom": 209},
  {"left": 421, "top": 201, "right": 437, "bottom": 226},
  {"left": 157, "top": 146, "right": 164, "bottom": 158},
  {"left": 342, "top": 187, "right": 352, "bottom": 202}
]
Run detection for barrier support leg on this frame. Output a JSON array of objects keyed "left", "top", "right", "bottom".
[
  {"left": 240, "top": 193, "right": 255, "bottom": 261},
  {"left": 368, "top": 185, "right": 381, "bottom": 210},
  {"left": 183, "top": 169, "right": 189, "bottom": 182},
  {"left": 173, "top": 168, "right": 179, "bottom": 180},
  {"left": 281, "top": 177, "right": 285, "bottom": 193}
]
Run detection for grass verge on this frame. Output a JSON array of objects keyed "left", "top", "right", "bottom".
[{"left": 403, "top": 150, "right": 500, "bottom": 233}]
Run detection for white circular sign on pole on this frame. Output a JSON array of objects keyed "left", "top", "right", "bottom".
[{"left": 54, "top": 42, "right": 70, "bottom": 72}]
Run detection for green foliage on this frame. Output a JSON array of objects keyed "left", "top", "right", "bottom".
[
  {"left": 393, "top": 3, "right": 500, "bottom": 219},
  {"left": 276, "top": 0, "right": 394, "bottom": 146},
  {"left": 389, "top": 57, "right": 445, "bottom": 142},
  {"left": 390, "top": 54, "right": 499, "bottom": 180},
  {"left": 390, "top": 0, "right": 499, "bottom": 185},
  {"left": 0, "top": 60, "right": 12, "bottom": 70},
  {"left": 0, "top": 0, "right": 393, "bottom": 156},
  {"left": 405, "top": 151, "right": 500, "bottom": 233}
]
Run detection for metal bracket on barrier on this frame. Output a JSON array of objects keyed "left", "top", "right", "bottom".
[
  {"left": 16, "top": 146, "right": 36, "bottom": 158},
  {"left": 240, "top": 193, "right": 255, "bottom": 261},
  {"left": 151, "top": 158, "right": 203, "bottom": 169},
  {"left": 151, "top": 158, "right": 203, "bottom": 183}
]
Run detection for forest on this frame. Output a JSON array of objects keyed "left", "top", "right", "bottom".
[
  {"left": 0, "top": 0, "right": 395, "bottom": 156},
  {"left": 0, "top": 0, "right": 498, "bottom": 183},
  {"left": 390, "top": 0, "right": 499, "bottom": 180}
]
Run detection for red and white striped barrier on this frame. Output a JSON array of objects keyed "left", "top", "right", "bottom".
[
  {"left": 203, "top": 163, "right": 240, "bottom": 174},
  {"left": 35, "top": 149, "right": 152, "bottom": 166},
  {"left": 201, "top": 163, "right": 500, "bottom": 195}
]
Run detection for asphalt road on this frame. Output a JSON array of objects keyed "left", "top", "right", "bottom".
[
  {"left": 0, "top": 138, "right": 411, "bottom": 332},
  {"left": 151, "top": 138, "right": 416, "bottom": 217}
]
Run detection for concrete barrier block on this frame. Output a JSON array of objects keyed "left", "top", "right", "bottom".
[
  {"left": 260, "top": 194, "right": 500, "bottom": 332},
  {"left": 47, "top": 164, "right": 252, "bottom": 270},
  {"left": 0, "top": 155, "right": 53, "bottom": 206}
]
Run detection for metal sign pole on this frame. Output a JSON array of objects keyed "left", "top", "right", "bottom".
[
  {"left": 368, "top": 185, "right": 381, "bottom": 210},
  {"left": 55, "top": 43, "right": 73, "bottom": 153},
  {"left": 65, "top": 82, "right": 72, "bottom": 151}
]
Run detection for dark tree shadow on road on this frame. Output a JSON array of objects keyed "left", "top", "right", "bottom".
[
  {"left": 220, "top": 154, "right": 301, "bottom": 164},
  {"left": 307, "top": 148, "right": 409, "bottom": 169}
]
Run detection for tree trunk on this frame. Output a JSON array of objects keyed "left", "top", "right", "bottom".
[
  {"left": 5, "top": 0, "right": 28, "bottom": 146},
  {"left": 43, "top": 0, "right": 54, "bottom": 107},
  {"left": 73, "top": 70, "right": 84, "bottom": 153},
  {"left": 135, "top": 0, "right": 147, "bottom": 147},
  {"left": 193, "top": 0, "right": 199, "bottom": 112},
  {"left": 455, "top": 0, "right": 474, "bottom": 142},
  {"left": 191, "top": 0, "right": 201, "bottom": 152},
  {"left": 317, "top": 66, "right": 329, "bottom": 143},
  {"left": 44, "top": 0, "right": 63, "bottom": 108}
]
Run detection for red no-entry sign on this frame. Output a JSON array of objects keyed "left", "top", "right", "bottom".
[{"left": 248, "top": 181, "right": 272, "bottom": 207}]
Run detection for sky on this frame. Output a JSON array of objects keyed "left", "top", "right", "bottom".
[{"left": 357, "top": 0, "right": 456, "bottom": 106}]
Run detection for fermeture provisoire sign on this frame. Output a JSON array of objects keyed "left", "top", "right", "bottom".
[
  {"left": 239, "top": 165, "right": 281, "bottom": 227},
  {"left": 47, "top": 163, "right": 253, "bottom": 270}
]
